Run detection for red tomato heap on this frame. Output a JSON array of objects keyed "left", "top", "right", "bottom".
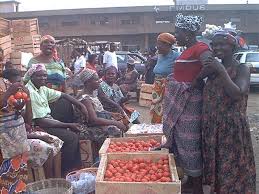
[
  {"left": 104, "top": 156, "right": 173, "bottom": 182},
  {"left": 107, "top": 139, "right": 161, "bottom": 153}
]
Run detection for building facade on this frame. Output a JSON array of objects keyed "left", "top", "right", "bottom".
[{"left": 1, "top": 4, "right": 259, "bottom": 51}]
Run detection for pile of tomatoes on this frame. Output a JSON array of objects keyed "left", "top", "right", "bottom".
[
  {"left": 107, "top": 139, "right": 161, "bottom": 153},
  {"left": 104, "top": 156, "right": 172, "bottom": 182},
  {"left": 8, "top": 91, "right": 29, "bottom": 109}
]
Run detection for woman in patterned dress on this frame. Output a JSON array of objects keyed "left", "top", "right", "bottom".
[
  {"left": 162, "top": 13, "right": 214, "bottom": 194},
  {"left": 150, "top": 33, "right": 179, "bottom": 124},
  {"left": 202, "top": 31, "right": 256, "bottom": 193}
]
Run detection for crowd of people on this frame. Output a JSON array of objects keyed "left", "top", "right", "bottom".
[{"left": 0, "top": 12, "right": 256, "bottom": 194}]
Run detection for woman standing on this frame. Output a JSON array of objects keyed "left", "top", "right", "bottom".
[
  {"left": 150, "top": 33, "right": 179, "bottom": 124},
  {"left": 162, "top": 14, "right": 212, "bottom": 194},
  {"left": 202, "top": 31, "right": 256, "bottom": 193},
  {"left": 27, "top": 35, "right": 66, "bottom": 92}
]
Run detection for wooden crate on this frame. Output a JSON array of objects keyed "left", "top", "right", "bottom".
[
  {"left": 139, "top": 83, "right": 153, "bottom": 107},
  {"left": 80, "top": 140, "right": 94, "bottom": 168},
  {"left": 12, "top": 18, "right": 39, "bottom": 36},
  {"left": 96, "top": 153, "right": 181, "bottom": 194},
  {"left": 125, "top": 124, "right": 163, "bottom": 137},
  {"left": 0, "top": 35, "right": 12, "bottom": 57},
  {"left": 99, "top": 135, "right": 167, "bottom": 156},
  {"left": 0, "top": 17, "right": 11, "bottom": 37},
  {"left": 13, "top": 34, "right": 41, "bottom": 46}
]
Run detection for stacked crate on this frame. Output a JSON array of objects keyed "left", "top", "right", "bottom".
[
  {"left": 0, "top": 17, "right": 12, "bottom": 74},
  {"left": 139, "top": 83, "right": 153, "bottom": 107},
  {"left": 11, "top": 19, "right": 41, "bottom": 55}
]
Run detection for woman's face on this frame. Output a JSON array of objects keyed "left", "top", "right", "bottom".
[
  {"left": 40, "top": 39, "right": 55, "bottom": 56},
  {"left": 87, "top": 74, "right": 101, "bottom": 90},
  {"left": 211, "top": 36, "right": 234, "bottom": 60},
  {"left": 156, "top": 40, "right": 171, "bottom": 55},
  {"left": 105, "top": 68, "right": 117, "bottom": 84},
  {"left": 175, "top": 27, "right": 188, "bottom": 47},
  {"left": 31, "top": 70, "right": 48, "bottom": 87}
]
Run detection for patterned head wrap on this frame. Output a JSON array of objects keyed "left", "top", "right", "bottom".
[
  {"left": 79, "top": 68, "right": 98, "bottom": 84},
  {"left": 157, "top": 33, "right": 176, "bottom": 45},
  {"left": 23, "top": 64, "right": 47, "bottom": 82},
  {"left": 41, "top": 35, "right": 55, "bottom": 43},
  {"left": 175, "top": 13, "right": 203, "bottom": 32},
  {"left": 212, "top": 30, "right": 238, "bottom": 46}
]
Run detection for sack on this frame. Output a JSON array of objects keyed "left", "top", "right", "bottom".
[{"left": 0, "top": 113, "right": 30, "bottom": 159}]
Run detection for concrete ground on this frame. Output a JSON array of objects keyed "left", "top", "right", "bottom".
[{"left": 130, "top": 88, "right": 259, "bottom": 192}]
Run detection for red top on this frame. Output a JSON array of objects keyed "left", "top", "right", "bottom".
[
  {"left": 86, "top": 62, "right": 97, "bottom": 72},
  {"left": 173, "top": 42, "right": 210, "bottom": 82}
]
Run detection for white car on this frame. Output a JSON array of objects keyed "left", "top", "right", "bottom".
[{"left": 234, "top": 51, "right": 259, "bottom": 86}]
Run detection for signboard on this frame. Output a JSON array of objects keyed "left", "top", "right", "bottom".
[
  {"left": 175, "top": 0, "right": 208, "bottom": 5},
  {"left": 169, "top": 4, "right": 207, "bottom": 11}
]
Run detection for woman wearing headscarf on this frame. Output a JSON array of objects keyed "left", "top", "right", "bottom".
[
  {"left": 150, "top": 33, "right": 180, "bottom": 124},
  {"left": 27, "top": 35, "right": 66, "bottom": 92},
  {"left": 76, "top": 68, "right": 127, "bottom": 159},
  {"left": 162, "top": 14, "right": 213, "bottom": 194},
  {"left": 118, "top": 59, "right": 139, "bottom": 96},
  {"left": 201, "top": 31, "right": 255, "bottom": 193},
  {"left": 25, "top": 64, "right": 89, "bottom": 175}
]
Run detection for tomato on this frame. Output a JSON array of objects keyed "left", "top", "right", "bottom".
[
  {"left": 105, "top": 170, "right": 112, "bottom": 178},
  {"left": 14, "top": 92, "right": 23, "bottom": 100},
  {"left": 21, "top": 92, "right": 28, "bottom": 101}
]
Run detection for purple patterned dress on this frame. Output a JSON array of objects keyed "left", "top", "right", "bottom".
[{"left": 202, "top": 65, "right": 256, "bottom": 193}]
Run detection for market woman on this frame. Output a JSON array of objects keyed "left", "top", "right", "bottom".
[
  {"left": 98, "top": 66, "right": 140, "bottom": 124},
  {"left": 27, "top": 35, "right": 66, "bottom": 92},
  {"left": 202, "top": 31, "right": 256, "bottom": 193},
  {"left": 162, "top": 14, "right": 212, "bottom": 194},
  {"left": 150, "top": 33, "right": 179, "bottom": 124},
  {"left": 0, "top": 76, "right": 30, "bottom": 193}
]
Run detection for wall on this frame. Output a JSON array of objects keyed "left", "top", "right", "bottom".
[{"left": 0, "top": 2, "right": 16, "bottom": 13}]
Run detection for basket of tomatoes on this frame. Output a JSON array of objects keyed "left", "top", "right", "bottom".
[
  {"left": 96, "top": 153, "right": 181, "bottom": 194},
  {"left": 99, "top": 135, "right": 167, "bottom": 156}
]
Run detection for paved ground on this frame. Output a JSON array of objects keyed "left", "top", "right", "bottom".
[{"left": 131, "top": 88, "right": 259, "bottom": 192}]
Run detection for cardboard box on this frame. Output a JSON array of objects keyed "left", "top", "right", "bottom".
[
  {"left": 99, "top": 135, "right": 167, "bottom": 156},
  {"left": 96, "top": 153, "right": 181, "bottom": 194},
  {"left": 80, "top": 140, "right": 94, "bottom": 168},
  {"left": 125, "top": 124, "right": 163, "bottom": 137}
]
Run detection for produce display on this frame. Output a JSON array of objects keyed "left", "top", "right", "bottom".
[
  {"left": 104, "top": 156, "right": 173, "bottom": 182},
  {"left": 107, "top": 139, "right": 161, "bottom": 153}
]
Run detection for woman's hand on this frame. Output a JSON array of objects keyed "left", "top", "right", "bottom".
[
  {"left": 68, "top": 123, "right": 82, "bottom": 133},
  {"left": 203, "top": 57, "right": 226, "bottom": 76},
  {"left": 152, "top": 97, "right": 162, "bottom": 105},
  {"left": 40, "top": 135, "right": 55, "bottom": 144}
]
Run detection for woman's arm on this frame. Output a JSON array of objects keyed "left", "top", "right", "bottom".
[
  {"left": 81, "top": 99, "right": 126, "bottom": 131},
  {"left": 60, "top": 93, "right": 88, "bottom": 120},
  {"left": 218, "top": 63, "right": 250, "bottom": 100}
]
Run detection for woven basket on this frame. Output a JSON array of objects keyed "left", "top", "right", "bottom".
[
  {"left": 66, "top": 168, "right": 97, "bottom": 194},
  {"left": 26, "top": 178, "right": 73, "bottom": 194}
]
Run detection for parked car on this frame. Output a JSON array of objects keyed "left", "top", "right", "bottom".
[
  {"left": 234, "top": 51, "right": 259, "bottom": 86},
  {"left": 116, "top": 51, "right": 146, "bottom": 75}
]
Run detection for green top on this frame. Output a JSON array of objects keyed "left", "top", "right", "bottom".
[{"left": 26, "top": 80, "right": 62, "bottom": 119}]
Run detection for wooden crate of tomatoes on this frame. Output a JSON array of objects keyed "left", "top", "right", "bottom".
[
  {"left": 96, "top": 152, "right": 181, "bottom": 194},
  {"left": 99, "top": 135, "right": 167, "bottom": 156}
]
